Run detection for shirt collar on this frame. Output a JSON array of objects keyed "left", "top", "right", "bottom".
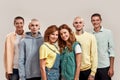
[
  {"left": 14, "top": 31, "right": 25, "bottom": 37},
  {"left": 92, "top": 26, "right": 103, "bottom": 33}
]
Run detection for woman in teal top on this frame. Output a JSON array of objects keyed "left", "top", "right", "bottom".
[{"left": 58, "top": 24, "right": 82, "bottom": 80}]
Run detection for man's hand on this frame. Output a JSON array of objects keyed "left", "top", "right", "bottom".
[
  {"left": 88, "top": 75, "right": 94, "bottom": 80},
  {"left": 108, "top": 67, "right": 114, "bottom": 77},
  {"left": 5, "top": 72, "right": 12, "bottom": 80}
]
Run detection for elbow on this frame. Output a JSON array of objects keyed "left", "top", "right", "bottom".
[
  {"left": 40, "top": 64, "right": 46, "bottom": 73},
  {"left": 76, "top": 63, "right": 81, "bottom": 69}
]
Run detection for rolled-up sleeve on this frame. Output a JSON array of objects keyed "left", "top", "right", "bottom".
[{"left": 108, "top": 31, "right": 115, "bottom": 57}]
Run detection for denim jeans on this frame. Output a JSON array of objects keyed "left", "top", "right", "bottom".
[
  {"left": 9, "top": 69, "right": 19, "bottom": 80},
  {"left": 46, "top": 68, "right": 59, "bottom": 80},
  {"left": 46, "top": 53, "right": 60, "bottom": 80}
]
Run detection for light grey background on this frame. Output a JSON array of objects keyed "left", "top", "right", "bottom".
[{"left": 0, "top": 0, "right": 119, "bottom": 80}]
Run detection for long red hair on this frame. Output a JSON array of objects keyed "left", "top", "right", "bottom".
[{"left": 58, "top": 24, "right": 76, "bottom": 53}]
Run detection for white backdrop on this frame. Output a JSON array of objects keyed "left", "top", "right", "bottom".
[{"left": 0, "top": 0, "right": 120, "bottom": 80}]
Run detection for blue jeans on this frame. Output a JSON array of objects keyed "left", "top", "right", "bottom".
[
  {"left": 46, "top": 68, "right": 59, "bottom": 80},
  {"left": 46, "top": 53, "right": 60, "bottom": 80},
  {"left": 9, "top": 69, "right": 19, "bottom": 80}
]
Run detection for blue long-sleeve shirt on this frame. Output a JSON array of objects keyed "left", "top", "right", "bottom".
[{"left": 92, "top": 27, "right": 115, "bottom": 68}]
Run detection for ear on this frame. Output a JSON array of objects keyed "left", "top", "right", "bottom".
[
  {"left": 28, "top": 25, "right": 30, "bottom": 29},
  {"left": 73, "top": 23, "right": 75, "bottom": 27}
]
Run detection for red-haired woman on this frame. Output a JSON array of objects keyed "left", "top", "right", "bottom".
[
  {"left": 58, "top": 24, "right": 82, "bottom": 80},
  {"left": 39, "top": 25, "right": 60, "bottom": 80}
]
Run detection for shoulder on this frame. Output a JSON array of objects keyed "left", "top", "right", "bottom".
[
  {"left": 85, "top": 31, "right": 94, "bottom": 36},
  {"left": 40, "top": 43, "right": 48, "bottom": 49},
  {"left": 103, "top": 28, "right": 113, "bottom": 36},
  {"left": 84, "top": 32, "right": 96, "bottom": 39},
  {"left": 73, "top": 41, "right": 81, "bottom": 48},
  {"left": 103, "top": 28, "right": 112, "bottom": 32},
  {"left": 6, "top": 32, "right": 15, "bottom": 38}
]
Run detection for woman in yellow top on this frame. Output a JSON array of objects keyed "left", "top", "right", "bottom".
[{"left": 39, "top": 25, "right": 60, "bottom": 80}]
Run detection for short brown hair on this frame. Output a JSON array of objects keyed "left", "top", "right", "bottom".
[
  {"left": 14, "top": 16, "right": 24, "bottom": 24},
  {"left": 44, "top": 25, "right": 58, "bottom": 42},
  {"left": 91, "top": 13, "right": 102, "bottom": 21}
]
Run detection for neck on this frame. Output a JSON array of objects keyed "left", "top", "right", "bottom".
[
  {"left": 76, "top": 29, "right": 84, "bottom": 35},
  {"left": 94, "top": 26, "right": 101, "bottom": 32},
  {"left": 31, "top": 32, "right": 38, "bottom": 37},
  {"left": 48, "top": 41, "right": 54, "bottom": 45},
  {"left": 16, "top": 30, "right": 24, "bottom": 35}
]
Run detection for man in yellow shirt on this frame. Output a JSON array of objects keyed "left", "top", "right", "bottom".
[{"left": 73, "top": 16, "right": 98, "bottom": 80}]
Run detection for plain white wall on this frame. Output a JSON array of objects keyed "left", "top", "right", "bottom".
[{"left": 0, "top": 0, "right": 120, "bottom": 79}]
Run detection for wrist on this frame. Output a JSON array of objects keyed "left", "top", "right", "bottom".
[{"left": 89, "top": 75, "right": 95, "bottom": 78}]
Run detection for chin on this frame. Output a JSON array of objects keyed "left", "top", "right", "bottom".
[
  {"left": 63, "top": 39, "right": 68, "bottom": 41},
  {"left": 17, "top": 29, "right": 23, "bottom": 31}
]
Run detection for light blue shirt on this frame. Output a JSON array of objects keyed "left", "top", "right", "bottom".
[{"left": 92, "top": 27, "right": 115, "bottom": 68}]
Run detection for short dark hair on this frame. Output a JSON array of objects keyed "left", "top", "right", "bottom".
[
  {"left": 14, "top": 16, "right": 24, "bottom": 24},
  {"left": 91, "top": 13, "right": 102, "bottom": 20}
]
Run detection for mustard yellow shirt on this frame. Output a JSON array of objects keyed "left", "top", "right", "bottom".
[
  {"left": 75, "top": 32, "right": 98, "bottom": 76},
  {"left": 39, "top": 42, "right": 59, "bottom": 68}
]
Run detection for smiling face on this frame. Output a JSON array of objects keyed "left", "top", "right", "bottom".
[
  {"left": 91, "top": 16, "right": 102, "bottom": 29},
  {"left": 29, "top": 20, "right": 40, "bottom": 34},
  {"left": 14, "top": 19, "right": 24, "bottom": 31},
  {"left": 60, "top": 28, "right": 70, "bottom": 41},
  {"left": 73, "top": 17, "right": 84, "bottom": 31},
  {"left": 49, "top": 31, "right": 59, "bottom": 44}
]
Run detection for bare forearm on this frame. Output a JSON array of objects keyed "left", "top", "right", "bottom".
[
  {"left": 40, "top": 68, "right": 47, "bottom": 80},
  {"left": 40, "top": 59, "right": 47, "bottom": 80},
  {"left": 110, "top": 57, "right": 114, "bottom": 68},
  {"left": 74, "top": 65, "right": 80, "bottom": 80},
  {"left": 74, "top": 54, "right": 81, "bottom": 80},
  {"left": 108, "top": 57, "right": 115, "bottom": 77}
]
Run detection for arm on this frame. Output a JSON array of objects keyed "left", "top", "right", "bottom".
[
  {"left": 88, "top": 35, "right": 98, "bottom": 80},
  {"left": 74, "top": 53, "right": 81, "bottom": 80},
  {"left": 4, "top": 37, "right": 9, "bottom": 79},
  {"left": 40, "top": 59, "right": 47, "bottom": 80},
  {"left": 108, "top": 31, "right": 115, "bottom": 77},
  {"left": 74, "top": 43, "right": 82, "bottom": 80},
  {"left": 18, "top": 40, "right": 26, "bottom": 80},
  {"left": 39, "top": 45, "right": 48, "bottom": 80},
  {"left": 4, "top": 35, "right": 14, "bottom": 79},
  {"left": 108, "top": 57, "right": 114, "bottom": 77}
]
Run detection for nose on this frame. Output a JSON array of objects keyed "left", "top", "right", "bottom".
[{"left": 61, "top": 34, "right": 66, "bottom": 38}]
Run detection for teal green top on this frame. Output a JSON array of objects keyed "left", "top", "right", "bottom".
[{"left": 92, "top": 27, "right": 115, "bottom": 68}]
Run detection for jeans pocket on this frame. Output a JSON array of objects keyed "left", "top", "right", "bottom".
[{"left": 47, "top": 71, "right": 59, "bottom": 80}]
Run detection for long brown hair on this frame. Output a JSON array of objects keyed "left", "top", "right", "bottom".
[
  {"left": 44, "top": 25, "right": 58, "bottom": 42},
  {"left": 58, "top": 24, "right": 76, "bottom": 53}
]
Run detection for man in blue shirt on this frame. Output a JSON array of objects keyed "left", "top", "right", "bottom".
[{"left": 91, "top": 13, "right": 115, "bottom": 80}]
